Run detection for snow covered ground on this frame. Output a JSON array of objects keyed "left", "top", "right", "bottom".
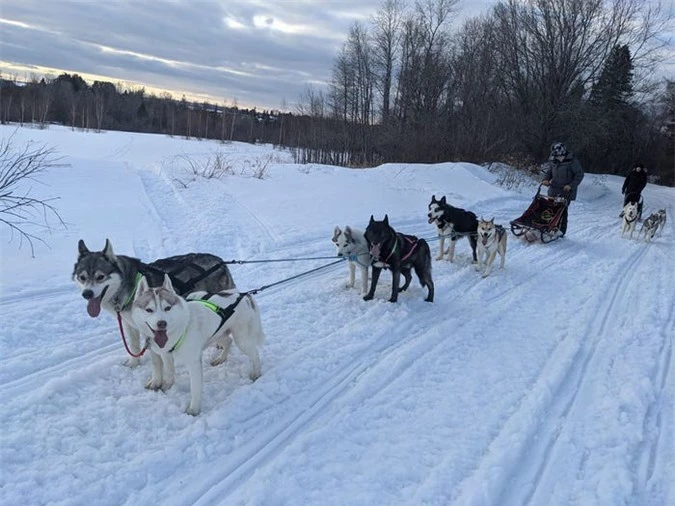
[{"left": 1, "top": 124, "right": 672, "bottom": 506}]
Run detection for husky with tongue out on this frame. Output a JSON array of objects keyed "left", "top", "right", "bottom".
[
  {"left": 131, "top": 274, "right": 264, "bottom": 415},
  {"left": 72, "top": 238, "right": 236, "bottom": 367}
]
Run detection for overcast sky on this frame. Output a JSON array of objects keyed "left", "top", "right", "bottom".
[{"left": 0, "top": 0, "right": 671, "bottom": 111}]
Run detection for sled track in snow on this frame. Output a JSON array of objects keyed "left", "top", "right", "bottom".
[
  {"left": 634, "top": 276, "right": 674, "bottom": 501},
  {"left": 453, "top": 243, "right": 650, "bottom": 505},
  {"left": 131, "top": 242, "right": 568, "bottom": 506}
]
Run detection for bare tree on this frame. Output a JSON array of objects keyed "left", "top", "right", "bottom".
[
  {"left": 0, "top": 135, "right": 66, "bottom": 256},
  {"left": 371, "top": 0, "right": 406, "bottom": 123}
]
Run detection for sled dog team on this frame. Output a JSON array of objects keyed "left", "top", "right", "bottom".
[
  {"left": 621, "top": 202, "right": 667, "bottom": 242},
  {"left": 74, "top": 193, "right": 665, "bottom": 415}
]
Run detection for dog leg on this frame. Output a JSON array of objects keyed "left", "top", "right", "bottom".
[
  {"left": 145, "top": 350, "right": 164, "bottom": 390},
  {"left": 234, "top": 332, "right": 262, "bottom": 381},
  {"left": 483, "top": 251, "right": 497, "bottom": 278},
  {"left": 475, "top": 246, "right": 484, "bottom": 272},
  {"left": 400, "top": 268, "right": 412, "bottom": 291},
  {"left": 163, "top": 353, "right": 175, "bottom": 391},
  {"left": 436, "top": 236, "right": 445, "bottom": 260},
  {"left": 469, "top": 236, "right": 478, "bottom": 264},
  {"left": 211, "top": 333, "right": 233, "bottom": 366},
  {"left": 499, "top": 243, "right": 506, "bottom": 269},
  {"left": 389, "top": 269, "right": 401, "bottom": 303},
  {"left": 185, "top": 358, "right": 204, "bottom": 416},
  {"left": 447, "top": 239, "right": 456, "bottom": 262},
  {"left": 359, "top": 265, "right": 369, "bottom": 294},
  {"left": 124, "top": 323, "right": 142, "bottom": 368},
  {"left": 363, "top": 267, "right": 381, "bottom": 301},
  {"left": 347, "top": 261, "right": 356, "bottom": 288}
]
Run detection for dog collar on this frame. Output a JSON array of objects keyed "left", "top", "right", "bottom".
[
  {"left": 168, "top": 329, "right": 187, "bottom": 353},
  {"left": 118, "top": 272, "right": 144, "bottom": 311}
]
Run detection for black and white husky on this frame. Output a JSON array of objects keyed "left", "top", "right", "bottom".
[
  {"left": 131, "top": 275, "right": 264, "bottom": 415},
  {"left": 427, "top": 195, "right": 478, "bottom": 263},
  {"left": 72, "top": 239, "right": 235, "bottom": 366},
  {"left": 475, "top": 218, "right": 507, "bottom": 278},
  {"left": 621, "top": 202, "right": 640, "bottom": 239},
  {"left": 332, "top": 225, "right": 371, "bottom": 294}
]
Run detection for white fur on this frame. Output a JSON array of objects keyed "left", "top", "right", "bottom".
[
  {"left": 475, "top": 218, "right": 507, "bottom": 278},
  {"left": 621, "top": 202, "right": 640, "bottom": 239},
  {"left": 131, "top": 275, "right": 264, "bottom": 415},
  {"left": 427, "top": 202, "right": 454, "bottom": 261},
  {"left": 332, "top": 226, "right": 371, "bottom": 294}
]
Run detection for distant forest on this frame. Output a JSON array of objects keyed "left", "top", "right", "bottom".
[{"left": 1, "top": 0, "right": 673, "bottom": 185}]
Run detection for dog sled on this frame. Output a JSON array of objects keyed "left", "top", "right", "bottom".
[{"left": 510, "top": 185, "right": 569, "bottom": 243}]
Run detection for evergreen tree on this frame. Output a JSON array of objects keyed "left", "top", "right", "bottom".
[{"left": 590, "top": 45, "right": 634, "bottom": 108}]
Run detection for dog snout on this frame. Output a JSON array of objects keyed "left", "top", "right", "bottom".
[
  {"left": 156, "top": 320, "right": 167, "bottom": 330},
  {"left": 81, "top": 289, "right": 94, "bottom": 300}
]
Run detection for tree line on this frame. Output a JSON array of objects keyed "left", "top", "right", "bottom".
[{"left": 0, "top": 0, "right": 673, "bottom": 184}]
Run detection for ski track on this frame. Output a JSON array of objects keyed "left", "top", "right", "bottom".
[
  {"left": 448, "top": 241, "right": 647, "bottom": 505},
  {"left": 129, "top": 231, "right": 572, "bottom": 506},
  {"left": 3, "top": 154, "right": 672, "bottom": 506}
]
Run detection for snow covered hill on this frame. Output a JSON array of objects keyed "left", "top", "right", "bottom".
[{"left": 1, "top": 125, "right": 672, "bottom": 505}]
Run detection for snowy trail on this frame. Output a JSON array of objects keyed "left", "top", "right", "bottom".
[{"left": 1, "top": 126, "right": 672, "bottom": 506}]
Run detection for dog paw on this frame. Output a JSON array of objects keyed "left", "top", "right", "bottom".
[
  {"left": 145, "top": 378, "right": 163, "bottom": 391},
  {"left": 425, "top": 297, "right": 433, "bottom": 303},
  {"left": 388, "top": 298, "right": 398, "bottom": 303},
  {"left": 210, "top": 355, "right": 227, "bottom": 367},
  {"left": 125, "top": 357, "right": 141, "bottom": 368},
  {"left": 435, "top": 255, "right": 444, "bottom": 261},
  {"left": 363, "top": 294, "right": 374, "bottom": 301},
  {"left": 161, "top": 379, "right": 174, "bottom": 392},
  {"left": 185, "top": 407, "right": 200, "bottom": 416},
  {"left": 482, "top": 273, "right": 489, "bottom": 278},
  {"left": 249, "top": 371, "right": 261, "bottom": 381}
]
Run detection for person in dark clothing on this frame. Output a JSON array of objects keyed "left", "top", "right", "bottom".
[
  {"left": 541, "top": 142, "right": 584, "bottom": 236},
  {"left": 620, "top": 163, "right": 648, "bottom": 218}
]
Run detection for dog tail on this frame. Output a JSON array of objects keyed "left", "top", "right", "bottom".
[
  {"left": 415, "top": 240, "right": 433, "bottom": 287},
  {"left": 247, "top": 295, "right": 266, "bottom": 345}
]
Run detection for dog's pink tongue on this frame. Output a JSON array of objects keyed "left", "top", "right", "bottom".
[
  {"left": 86, "top": 296, "right": 102, "bottom": 318},
  {"left": 153, "top": 330, "right": 168, "bottom": 348}
]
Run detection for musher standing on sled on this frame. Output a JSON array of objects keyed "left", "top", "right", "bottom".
[
  {"left": 541, "top": 141, "right": 585, "bottom": 237},
  {"left": 620, "top": 163, "right": 648, "bottom": 218}
]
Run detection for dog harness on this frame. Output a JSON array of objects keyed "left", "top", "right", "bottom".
[
  {"left": 371, "top": 233, "right": 419, "bottom": 268},
  {"left": 168, "top": 292, "right": 249, "bottom": 354}
]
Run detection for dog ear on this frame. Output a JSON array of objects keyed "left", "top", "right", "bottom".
[
  {"left": 490, "top": 217, "right": 495, "bottom": 224},
  {"left": 135, "top": 276, "right": 149, "bottom": 300},
  {"left": 344, "top": 226, "right": 353, "bottom": 241},
  {"left": 431, "top": 195, "right": 437, "bottom": 203},
  {"left": 440, "top": 196, "right": 446, "bottom": 205},
  {"left": 162, "top": 274, "right": 175, "bottom": 293},
  {"left": 332, "top": 226, "right": 341, "bottom": 243},
  {"left": 383, "top": 214, "right": 389, "bottom": 226},
  {"left": 103, "top": 239, "right": 116, "bottom": 261},
  {"left": 369, "top": 215, "right": 375, "bottom": 224},
  {"left": 78, "top": 239, "right": 90, "bottom": 257}
]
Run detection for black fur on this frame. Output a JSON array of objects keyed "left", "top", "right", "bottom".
[
  {"left": 363, "top": 215, "right": 434, "bottom": 303},
  {"left": 428, "top": 195, "right": 478, "bottom": 262}
]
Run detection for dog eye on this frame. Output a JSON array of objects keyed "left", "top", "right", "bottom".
[
  {"left": 78, "top": 274, "right": 87, "bottom": 282},
  {"left": 164, "top": 306, "right": 172, "bottom": 312},
  {"left": 95, "top": 274, "right": 105, "bottom": 282},
  {"left": 145, "top": 308, "right": 154, "bottom": 313}
]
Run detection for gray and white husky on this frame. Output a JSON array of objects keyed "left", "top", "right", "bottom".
[
  {"left": 131, "top": 274, "right": 264, "bottom": 415},
  {"left": 72, "top": 239, "right": 235, "bottom": 367},
  {"left": 475, "top": 218, "right": 507, "bottom": 278},
  {"left": 639, "top": 209, "right": 666, "bottom": 242},
  {"left": 621, "top": 202, "right": 640, "bottom": 239},
  {"left": 332, "top": 226, "right": 371, "bottom": 294}
]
